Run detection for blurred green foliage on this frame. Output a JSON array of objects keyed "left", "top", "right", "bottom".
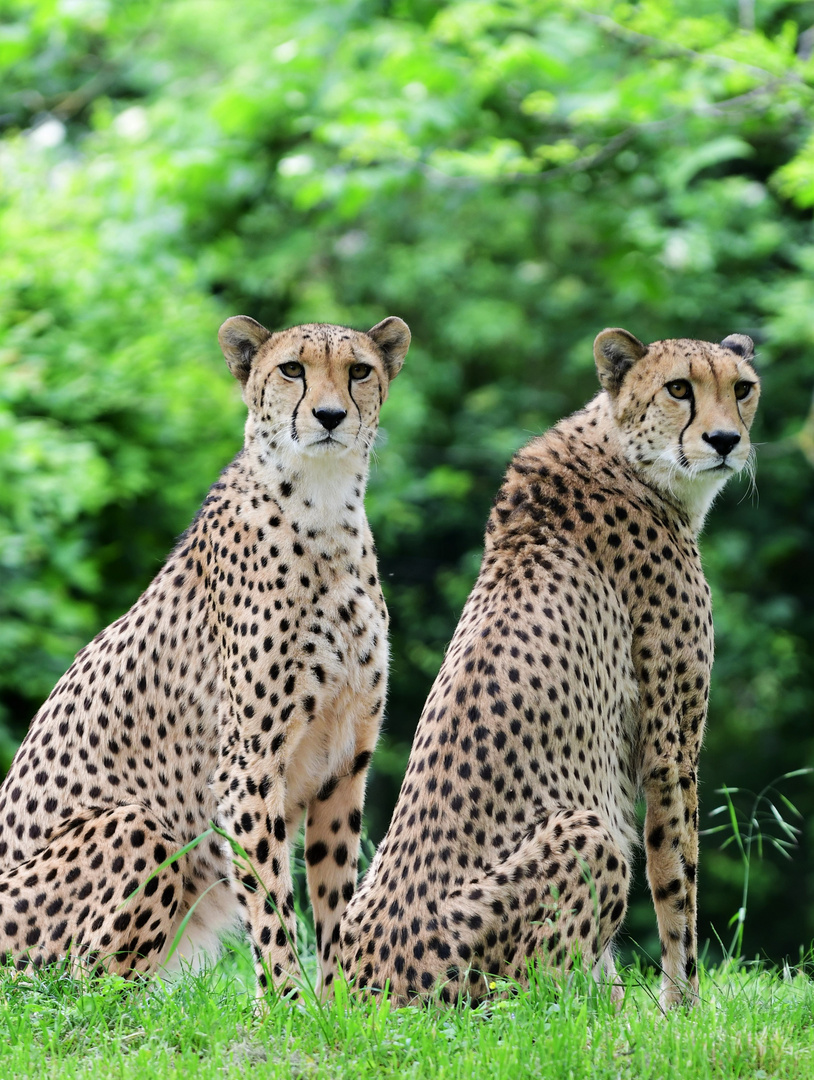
[{"left": 1, "top": 0, "right": 813, "bottom": 964}]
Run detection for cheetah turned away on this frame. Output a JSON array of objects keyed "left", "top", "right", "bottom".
[
  {"left": 341, "top": 328, "right": 760, "bottom": 1009},
  {"left": 0, "top": 313, "right": 410, "bottom": 995}
]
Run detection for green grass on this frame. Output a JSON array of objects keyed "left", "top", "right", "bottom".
[
  {"left": 1, "top": 941, "right": 812, "bottom": 1080},
  {"left": 3, "top": 788, "right": 812, "bottom": 1080}
]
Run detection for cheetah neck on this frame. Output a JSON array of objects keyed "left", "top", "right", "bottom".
[
  {"left": 243, "top": 435, "right": 370, "bottom": 556},
  {"left": 632, "top": 454, "right": 729, "bottom": 535}
]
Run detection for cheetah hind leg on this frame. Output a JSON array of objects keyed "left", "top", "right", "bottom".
[
  {"left": 0, "top": 805, "right": 190, "bottom": 977},
  {"left": 437, "top": 808, "right": 629, "bottom": 1002}
]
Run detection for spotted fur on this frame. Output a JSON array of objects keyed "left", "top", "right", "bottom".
[
  {"left": 0, "top": 314, "right": 410, "bottom": 996},
  {"left": 341, "top": 329, "right": 760, "bottom": 1009}
]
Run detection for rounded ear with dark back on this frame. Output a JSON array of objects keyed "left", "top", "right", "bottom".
[
  {"left": 218, "top": 316, "right": 273, "bottom": 386},
  {"left": 367, "top": 317, "right": 411, "bottom": 381},
  {"left": 720, "top": 333, "right": 755, "bottom": 360},
  {"left": 593, "top": 328, "right": 648, "bottom": 395}
]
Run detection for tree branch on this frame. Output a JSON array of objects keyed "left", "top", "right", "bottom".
[
  {"left": 581, "top": 8, "right": 810, "bottom": 89},
  {"left": 415, "top": 81, "right": 792, "bottom": 188}
]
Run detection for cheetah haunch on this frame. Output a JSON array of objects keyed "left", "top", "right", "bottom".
[
  {"left": 341, "top": 328, "right": 760, "bottom": 1009},
  {"left": 0, "top": 314, "right": 410, "bottom": 995}
]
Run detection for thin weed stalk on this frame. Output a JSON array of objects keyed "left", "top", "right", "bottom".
[{"left": 703, "top": 768, "right": 812, "bottom": 962}]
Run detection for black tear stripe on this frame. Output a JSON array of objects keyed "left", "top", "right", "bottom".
[
  {"left": 347, "top": 374, "right": 364, "bottom": 429},
  {"left": 735, "top": 370, "right": 751, "bottom": 426},
  {"left": 290, "top": 372, "right": 308, "bottom": 444},
  {"left": 677, "top": 391, "right": 696, "bottom": 468}
]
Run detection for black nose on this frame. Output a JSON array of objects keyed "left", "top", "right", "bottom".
[
  {"left": 702, "top": 430, "right": 741, "bottom": 457},
  {"left": 313, "top": 407, "right": 347, "bottom": 432}
]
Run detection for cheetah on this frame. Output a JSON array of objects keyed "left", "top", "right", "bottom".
[
  {"left": 0, "top": 313, "right": 410, "bottom": 996},
  {"left": 341, "top": 328, "right": 760, "bottom": 1010}
]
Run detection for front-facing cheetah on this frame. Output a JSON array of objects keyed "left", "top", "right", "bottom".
[
  {"left": 341, "top": 328, "right": 760, "bottom": 1009},
  {"left": 0, "top": 313, "right": 410, "bottom": 995}
]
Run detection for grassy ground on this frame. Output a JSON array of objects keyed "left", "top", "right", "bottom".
[{"left": 1, "top": 940, "right": 812, "bottom": 1080}]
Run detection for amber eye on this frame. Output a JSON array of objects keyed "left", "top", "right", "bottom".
[
  {"left": 666, "top": 380, "right": 692, "bottom": 400},
  {"left": 349, "top": 363, "right": 372, "bottom": 380},
  {"left": 734, "top": 380, "right": 754, "bottom": 400},
  {"left": 280, "top": 361, "right": 304, "bottom": 378}
]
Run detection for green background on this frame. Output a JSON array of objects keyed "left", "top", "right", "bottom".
[{"left": 1, "top": 0, "right": 813, "bottom": 968}]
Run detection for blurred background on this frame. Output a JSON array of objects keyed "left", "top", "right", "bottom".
[{"left": 1, "top": 0, "right": 813, "bottom": 968}]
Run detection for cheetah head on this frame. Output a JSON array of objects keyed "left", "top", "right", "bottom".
[
  {"left": 594, "top": 328, "right": 761, "bottom": 527},
  {"left": 218, "top": 315, "right": 410, "bottom": 466}
]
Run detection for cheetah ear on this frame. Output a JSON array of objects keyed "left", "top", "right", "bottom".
[
  {"left": 593, "top": 328, "right": 648, "bottom": 395},
  {"left": 720, "top": 333, "right": 755, "bottom": 360},
  {"left": 367, "top": 317, "right": 411, "bottom": 381},
  {"left": 218, "top": 316, "right": 273, "bottom": 386}
]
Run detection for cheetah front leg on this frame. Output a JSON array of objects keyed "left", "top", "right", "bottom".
[
  {"left": 218, "top": 783, "right": 300, "bottom": 994},
  {"left": 214, "top": 728, "right": 301, "bottom": 995},
  {"left": 305, "top": 745, "right": 376, "bottom": 999},
  {"left": 642, "top": 752, "right": 700, "bottom": 1010}
]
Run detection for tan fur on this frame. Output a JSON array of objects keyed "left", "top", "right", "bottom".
[
  {"left": 0, "top": 314, "right": 410, "bottom": 997},
  {"left": 341, "top": 330, "right": 759, "bottom": 1009}
]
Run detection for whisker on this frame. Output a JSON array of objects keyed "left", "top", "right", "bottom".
[{"left": 738, "top": 447, "right": 759, "bottom": 507}]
